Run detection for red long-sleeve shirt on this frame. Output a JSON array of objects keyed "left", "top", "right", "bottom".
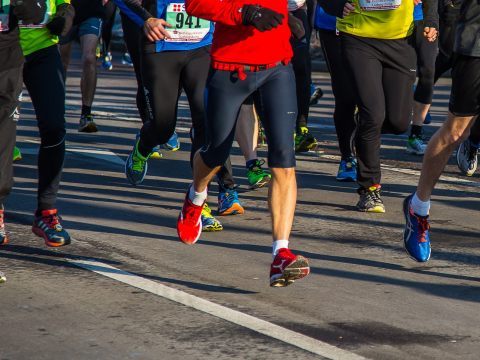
[{"left": 185, "top": 0, "right": 292, "bottom": 65}]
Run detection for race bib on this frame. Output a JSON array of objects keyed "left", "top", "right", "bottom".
[
  {"left": 165, "top": 3, "right": 210, "bottom": 43},
  {"left": 0, "top": 0, "right": 10, "bottom": 32},
  {"left": 358, "top": 0, "right": 402, "bottom": 11}
]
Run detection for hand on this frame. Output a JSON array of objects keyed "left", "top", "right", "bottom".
[
  {"left": 242, "top": 5, "right": 284, "bottom": 32},
  {"left": 12, "top": 0, "right": 46, "bottom": 24},
  {"left": 343, "top": 2, "right": 355, "bottom": 17},
  {"left": 413, "top": 0, "right": 422, "bottom": 5},
  {"left": 144, "top": 18, "right": 172, "bottom": 42},
  {"left": 423, "top": 27, "right": 437, "bottom": 42},
  {"left": 288, "top": 13, "right": 305, "bottom": 39}
]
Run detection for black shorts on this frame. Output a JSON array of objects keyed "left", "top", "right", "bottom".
[{"left": 449, "top": 54, "right": 480, "bottom": 116}]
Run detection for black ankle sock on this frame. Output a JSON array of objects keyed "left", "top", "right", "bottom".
[
  {"left": 410, "top": 125, "right": 422, "bottom": 137},
  {"left": 81, "top": 105, "right": 92, "bottom": 116}
]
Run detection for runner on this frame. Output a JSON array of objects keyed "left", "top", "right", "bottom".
[
  {"left": 320, "top": 0, "right": 438, "bottom": 213},
  {"left": 1, "top": 0, "right": 48, "bottom": 249},
  {"left": 18, "top": 0, "right": 74, "bottom": 246},
  {"left": 406, "top": 2, "right": 438, "bottom": 156},
  {"left": 117, "top": 0, "right": 244, "bottom": 231},
  {"left": 289, "top": 0, "right": 317, "bottom": 153},
  {"left": 403, "top": 0, "right": 479, "bottom": 262},
  {"left": 177, "top": 0, "right": 310, "bottom": 287},
  {"left": 314, "top": 3, "right": 357, "bottom": 181},
  {"left": 59, "top": 0, "right": 104, "bottom": 133}
]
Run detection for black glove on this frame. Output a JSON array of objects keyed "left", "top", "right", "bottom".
[
  {"left": 242, "top": 5, "right": 284, "bottom": 32},
  {"left": 12, "top": 0, "right": 46, "bottom": 24},
  {"left": 46, "top": 3, "right": 74, "bottom": 36}
]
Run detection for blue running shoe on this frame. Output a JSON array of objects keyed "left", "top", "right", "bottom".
[
  {"left": 163, "top": 131, "right": 180, "bottom": 151},
  {"left": 336, "top": 157, "right": 357, "bottom": 182},
  {"left": 424, "top": 112, "right": 432, "bottom": 125},
  {"left": 125, "top": 139, "right": 151, "bottom": 185},
  {"left": 403, "top": 194, "right": 431, "bottom": 262},
  {"left": 218, "top": 188, "right": 244, "bottom": 216},
  {"left": 102, "top": 52, "right": 113, "bottom": 71}
]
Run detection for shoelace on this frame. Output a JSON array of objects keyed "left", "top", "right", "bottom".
[
  {"left": 249, "top": 160, "right": 266, "bottom": 175},
  {"left": 132, "top": 151, "right": 147, "bottom": 172},
  {"left": 42, "top": 214, "right": 63, "bottom": 231},
  {"left": 222, "top": 192, "right": 237, "bottom": 205},
  {"left": 184, "top": 204, "right": 202, "bottom": 225},
  {"left": 417, "top": 216, "right": 430, "bottom": 243}
]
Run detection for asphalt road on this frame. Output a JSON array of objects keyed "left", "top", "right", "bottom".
[{"left": 1, "top": 49, "right": 479, "bottom": 360}]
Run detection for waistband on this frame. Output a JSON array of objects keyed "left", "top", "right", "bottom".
[{"left": 211, "top": 59, "right": 291, "bottom": 80}]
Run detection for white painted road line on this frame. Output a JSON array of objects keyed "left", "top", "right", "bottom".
[{"left": 66, "top": 257, "right": 367, "bottom": 360}]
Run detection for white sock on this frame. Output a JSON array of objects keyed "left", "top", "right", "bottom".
[
  {"left": 272, "top": 240, "right": 289, "bottom": 258},
  {"left": 188, "top": 185, "right": 207, "bottom": 206},
  {"left": 411, "top": 192, "right": 430, "bottom": 217}
]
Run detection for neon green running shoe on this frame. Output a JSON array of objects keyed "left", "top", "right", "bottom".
[
  {"left": 13, "top": 146, "right": 22, "bottom": 162},
  {"left": 125, "top": 139, "right": 151, "bottom": 185},
  {"left": 295, "top": 126, "right": 318, "bottom": 153},
  {"left": 246, "top": 159, "right": 271, "bottom": 189},
  {"left": 201, "top": 203, "right": 223, "bottom": 232}
]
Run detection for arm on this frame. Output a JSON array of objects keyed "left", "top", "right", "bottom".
[
  {"left": 422, "top": 0, "right": 439, "bottom": 29},
  {"left": 317, "top": 0, "right": 348, "bottom": 18},
  {"left": 113, "top": 0, "right": 153, "bottom": 27},
  {"left": 185, "top": 0, "right": 245, "bottom": 25}
]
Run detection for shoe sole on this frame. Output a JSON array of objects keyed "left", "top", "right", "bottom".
[
  {"left": 32, "top": 227, "right": 71, "bottom": 247},
  {"left": 13, "top": 156, "right": 22, "bottom": 162},
  {"left": 218, "top": 203, "right": 245, "bottom": 216},
  {"left": 249, "top": 176, "right": 271, "bottom": 190},
  {"left": 406, "top": 148, "right": 425, "bottom": 156},
  {"left": 150, "top": 152, "right": 162, "bottom": 159},
  {"left": 78, "top": 122, "right": 98, "bottom": 133},
  {"left": 270, "top": 256, "right": 310, "bottom": 287},
  {"left": 202, "top": 225, "right": 223, "bottom": 232},
  {"left": 402, "top": 197, "right": 431, "bottom": 263},
  {"left": 357, "top": 206, "right": 385, "bottom": 213}
]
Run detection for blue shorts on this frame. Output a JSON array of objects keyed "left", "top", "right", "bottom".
[
  {"left": 200, "top": 64, "right": 297, "bottom": 169},
  {"left": 60, "top": 17, "right": 102, "bottom": 44}
]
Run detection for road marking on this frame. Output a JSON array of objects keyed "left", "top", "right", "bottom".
[{"left": 66, "top": 257, "right": 367, "bottom": 360}]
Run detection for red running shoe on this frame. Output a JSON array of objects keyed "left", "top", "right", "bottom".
[
  {"left": 270, "top": 248, "right": 310, "bottom": 287},
  {"left": 177, "top": 194, "right": 203, "bottom": 245}
]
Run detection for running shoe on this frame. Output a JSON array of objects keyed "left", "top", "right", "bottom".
[
  {"left": 258, "top": 126, "right": 267, "bottom": 147},
  {"left": 406, "top": 135, "right": 427, "bottom": 155},
  {"left": 177, "top": 191, "right": 203, "bottom": 245},
  {"left": 102, "top": 52, "right": 113, "bottom": 70},
  {"left": 121, "top": 52, "right": 133, "bottom": 66},
  {"left": 336, "top": 157, "right": 357, "bottom": 182},
  {"left": 32, "top": 209, "right": 71, "bottom": 247},
  {"left": 125, "top": 139, "right": 151, "bottom": 185},
  {"left": 403, "top": 194, "right": 431, "bottom": 262},
  {"left": 309, "top": 85, "right": 323, "bottom": 106},
  {"left": 357, "top": 184, "right": 385, "bottom": 213},
  {"left": 95, "top": 44, "right": 101, "bottom": 59},
  {"left": 201, "top": 203, "right": 223, "bottom": 232},
  {"left": 0, "top": 209, "right": 8, "bottom": 245},
  {"left": 150, "top": 145, "right": 162, "bottom": 159},
  {"left": 295, "top": 127, "right": 318, "bottom": 153},
  {"left": 456, "top": 139, "right": 478, "bottom": 177},
  {"left": 0, "top": 271, "right": 5, "bottom": 284},
  {"left": 218, "top": 188, "right": 244, "bottom": 216},
  {"left": 13, "top": 146, "right": 22, "bottom": 162},
  {"left": 270, "top": 248, "right": 310, "bottom": 287},
  {"left": 163, "top": 131, "right": 180, "bottom": 151},
  {"left": 79, "top": 114, "right": 98, "bottom": 133},
  {"left": 423, "top": 112, "right": 432, "bottom": 125},
  {"left": 246, "top": 159, "right": 271, "bottom": 189}
]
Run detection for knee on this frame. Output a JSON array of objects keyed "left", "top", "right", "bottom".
[
  {"left": 267, "top": 147, "right": 296, "bottom": 169},
  {"left": 39, "top": 125, "right": 66, "bottom": 148},
  {"left": 83, "top": 53, "right": 96, "bottom": 69},
  {"left": 200, "top": 143, "right": 230, "bottom": 168}
]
